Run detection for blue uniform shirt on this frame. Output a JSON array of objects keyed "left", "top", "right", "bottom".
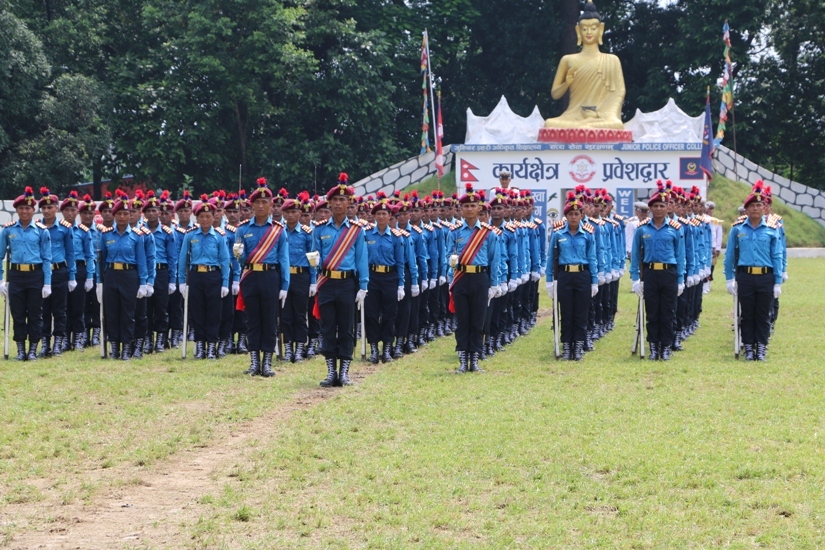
[
  {"left": 99, "top": 224, "right": 148, "bottom": 285},
  {"left": 43, "top": 219, "right": 76, "bottom": 281},
  {"left": 0, "top": 220, "right": 53, "bottom": 285},
  {"left": 364, "top": 224, "right": 407, "bottom": 287},
  {"left": 547, "top": 221, "right": 599, "bottom": 285},
  {"left": 177, "top": 227, "right": 231, "bottom": 287},
  {"left": 71, "top": 223, "right": 95, "bottom": 279},
  {"left": 446, "top": 219, "right": 502, "bottom": 286},
  {"left": 139, "top": 226, "right": 157, "bottom": 287},
  {"left": 311, "top": 217, "right": 369, "bottom": 291},
  {"left": 285, "top": 222, "right": 316, "bottom": 284},
  {"left": 630, "top": 218, "right": 687, "bottom": 283},
  {"left": 221, "top": 225, "right": 242, "bottom": 284},
  {"left": 723, "top": 217, "right": 783, "bottom": 285},
  {"left": 146, "top": 222, "right": 178, "bottom": 285},
  {"left": 235, "top": 217, "right": 290, "bottom": 291}
]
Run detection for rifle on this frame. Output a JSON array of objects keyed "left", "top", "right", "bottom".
[
  {"left": 3, "top": 257, "right": 9, "bottom": 360},
  {"left": 181, "top": 248, "right": 190, "bottom": 359}
]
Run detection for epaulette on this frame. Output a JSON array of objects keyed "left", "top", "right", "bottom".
[
  {"left": 768, "top": 213, "right": 783, "bottom": 226},
  {"left": 582, "top": 222, "right": 595, "bottom": 234},
  {"left": 552, "top": 220, "right": 566, "bottom": 231},
  {"left": 668, "top": 219, "right": 682, "bottom": 230},
  {"left": 363, "top": 222, "right": 375, "bottom": 231},
  {"left": 638, "top": 218, "right": 651, "bottom": 226},
  {"left": 175, "top": 225, "right": 187, "bottom": 234},
  {"left": 613, "top": 214, "right": 627, "bottom": 222},
  {"left": 731, "top": 217, "right": 746, "bottom": 227},
  {"left": 399, "top": 229, "right": 410, "bottom": 237},
  {"left": 35, "top": 221, "right": 48, "bottom": 230},
  {"left": 162, "top": 225, "right": 173, "bottom": 234},
  {"left": 677, "top": 216, "right": 689, "bottom": 225},
  {"left": 765, "top": 217, "right": 779, "bottom": 230},
  {"left": 450, "top": 223, "right": 462, "bottom": 231},
  {"left": 141, "top": 226, "right": 153, "bottom": 236},
  {"left": 101, "top": 225, "right": 115, "bottom": 233},
  {"left": 410, "top": 225, "right": 423, "bottom": 234},
  {"left": 533, "top": 217, "right": 544, "bottom": 225},
  {"left": 503, "top": 223, "right": 516, "bottom": 233},
  {"left": 591, "top": 218, "right": 605, "bottom": 226},
  {"left": 491, "top": 225, "right": 502, "bottom": 236},
  {"left": 225, "top": 223, "right": 236, "bottom": 232},
  {"left": 606, "top": 218, "right": 619, "bottom": 227},
  {"left": 60, "top": 219, "right": 72, "bottom": 229},
  {"left": 96, "top": 223, "right": 106, "bottom": 231},
  {"left": 423, "top": 224, "right": 434, "bottom": 232},
  {"left": 215, "top": 227, "right": 226, "bottom": 236},
  {"left": 311, "top": 220, "right": 321, "bottom": 226},
  {"left": 527, "top": 221, "right": 538, "bottom": 229},
  {"left": 689, "top": 218, "right": 701, "bottom": 227},
  {"left": 4, "top": 221, "right": 15, "bottom": 228},
  {"left": 390, "top": 228, "right": 404, "bottom": 238},
  {"left": 431, "top": 220, "right": 442, "bottom": 228},
  {"left": 301, "top": 224, "right": 313, "bottom": 234},
  {"left": 187, "top": 226, "right": 198, "bottom": 232}
]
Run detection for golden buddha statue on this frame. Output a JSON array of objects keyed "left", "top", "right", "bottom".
[{"left": 544, "top": 2, "right": 626, "bottom": 130}]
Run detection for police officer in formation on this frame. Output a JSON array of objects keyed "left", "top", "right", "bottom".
[
  {"left": 60, "top": 191, "right": 95, "bottom": 351},
  {"left": 280, "top": 192, "right": 315, "bottom": 363},
  {"left": 142, "top": 190, "right": 178, "bottom": 353}
]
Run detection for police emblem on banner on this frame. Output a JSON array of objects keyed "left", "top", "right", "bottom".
[
  {"left": 679, "top": 157, "right": 703, "bottom": 180},
  {"left": 568, "top": 155, "right": 597, "bottom": 183}
]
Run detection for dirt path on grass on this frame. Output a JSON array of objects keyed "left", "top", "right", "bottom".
[{"left": 5, "top": 365, "right": 378, "bottom": 550}]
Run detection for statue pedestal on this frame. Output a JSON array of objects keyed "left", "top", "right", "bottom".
[{"left": 538, "top": 128, "right": 633, "bottom": 144}]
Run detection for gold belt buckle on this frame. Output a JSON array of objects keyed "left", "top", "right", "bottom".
[
  {"left": 374, "top": 266, "right": 388, "bottom": 273},
  {"left": 20, "top": 264, "right": 32, "bottom": 272},
  {"left": 569, "top": 265, "right": 581, "bottom": 272},
  {"left": 465, "top": 265, "right": 479, "bottom": 273},
  {"left": 114, "top": 262, "right": 125, "bottom": 270},
  {"left": 749, "top": 267, "right": 765, "bottom": 275},
  {"left": 197, "top": 265, "right": 208, "bottom": 273},
  {"left": 653, "top": 263, "right": 664, "bottom": 270},
  {"left": 289, "top": 266, "right": 298, "bottom": 274},
  {"left": 252, "top": 264, "right": 265, "bottom": 272},
  {"left": 329, "top": 270, "right": 343, "bottom": 280}
]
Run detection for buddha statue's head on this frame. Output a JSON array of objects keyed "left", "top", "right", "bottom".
[{"left": 576, "top": 1, "right": 605, "bottom": 47}]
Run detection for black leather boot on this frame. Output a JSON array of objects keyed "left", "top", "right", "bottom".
[
  {"left": 283, "top": 342, "right": 294, "bottom": 363},
  {"left": 392, "top": 340, "right": 403, "bottom": 359},
  {"left": 52, "top": 336, "right": 63, "bottom": 357},
  {"left": 306, "top": 338, "right": 317, "bottom": 358},
  {"left": 73, "top": 333, "right": 84, "bottom": 351},
  {"left": 217, "top": 339, "right": 227, "bottom": 358},
  {"left": 110, "top": 341, "right": 120, "bottom": 360},
  {"left": 194, "top": 341, "right": 205, "bottom": 359},
  {"left": 574, "top": 341, "right": 584, "bottom": 361},
  {"left": 294, "top": 343, "right": 306, "bottom": 362},
  {"left": 225, "top": 336, "right": 235, "bottom": 355},
  {"left": 170, "top": 329, "right": 181, "bottom": 348},
  {"left": 27, "top": 340, "right": 38, "bottom": 361},
  {"left": 38, "top": 337, "right": 51, "bottom": 358},
  {"left": 237, "top": 334, "right": 248, "bottom": 353},
  {"left": 132, "top": 338, "right": 143, "bottom": 359},
  {"left": 188, "top": 327, "right": 194, "bottom": 341},
  {"left": 206, "top": 342, "right": 217, "bottom": 360},
  {"left": 404, "top": 335, "right": 417, "bottom": 354},
  {"left": 121, "top": 342, "right": 132, "bottom": 361},
  {"left": 16, "top": 341, "right": 27, "bottom": 361},
  {"left": 743, "top": 343, "right": 755, "bottom": 361},
  {"left": 756, "top": 343, "right": 767, "bottom": 361},
  {"left": 154, "top": 332, "right": 165, "bottom": 353},
  {"left": 672, "top": 332, "right": 683, "bottom": 351},
  {"left": 368, "top": 344, "right": 379, "bottom": 364},
  {"left": 660, "top": 344, "right": 672, "bottom": 361},
  {"left": 261, "top": 352, "right": 275, "bottom": 377},
  {"left": 91, "top": 328, "right": 101, "bottom": 346},
  {"left": 381, "top": 343, "right": 393, "bottom": 363},
  {"left": 469, "top": 352, "right": 483, "bottom": 372},
  {"left": 561, "top": 342, "right": 571, "bottom": 360},
  {"left": 456, "top": 351, "right": 467, "bottom": 374},
  {"left": 648, "top": 342, "right": 659, "bottom": 361},
  {"left": 339, "top": 359, "right": 352, "bottom": 386},
  {"left": 244, "top": 351, "right": 261, "bottom": 375},
  {"left": 320, "top": 357, "right": 338, "bottom": 387}
]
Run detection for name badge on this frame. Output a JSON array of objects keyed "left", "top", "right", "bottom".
[
  {"left": 106, "top": 240, "right": 115, "bottom": 245},
  {"left": 558, "top": 238, "right": 567, "bottom": 243},
  {"left": 642, "top": 234, "right": 651, "bottom": 239},
  {"left": 321, "top": 235, "right": 331, "bottom": 240},
  {"left": 244, "top": 233, "right": 253, "bottom": 238},
  {"left": 367, "top": 240, "right": 376, "bottom": 245}
]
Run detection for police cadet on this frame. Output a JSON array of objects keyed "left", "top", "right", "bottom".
[
  {"left": 177, "top": 195, "right": 230, "bottom": 360},
  {"left": 447, "top": 183, "right": 501, "bottom": 373},
  {"left": 60, "top": 190, "right": 95, "bottom": 351},
  {"left": 214, "top": 193, "right": 241, "bottom": 358},
  {"left": 98, "top": 190, "right": 148, "bottom": 360},
  {"left": 234, "top": 178, "right": 289, "bottom": 376},
  {"left": 364, "top": 192, "right": 406, "bottom": 364},
  {"left": 763, "top": 186, "right": 787, "bottom": 332},
  {"left": 630, "top": 180, "right": 686, "bottom": 361},
  {"left": 0, "top": 187, "right": 52, "bottom": 360},
  {"left": 309, "top": 173, "right": 368, "bottom": 387},
  {"left": 546, "top": 191, "right": 598, "bottom": 360},
  {"left": 477, "top": 195, "right": 501, "bottom": 359},
  {"left": 669, "top": 187, "right": 696, "bottom": 352},
  {"left": 128, "top": 191, "right": 156, "bottom": 359},
  {"left": 79, "top": 194, "right": 102, "bottom": 347},
  {"left": 488, "top": 188, "right": 520, "bottom": 355},
  {"left": 38, "top": 187, "right": 76, "bottom": 357},
  {"left": 395, "top": 194, "right": 423, "bottom": 356},
  {"left": 168, "top": 190, "right": 193, "bottom": 347},
  {"left": 143, "top": 190, "right": 178, "bottom": 353},
  {"left": 280, "top": 192, "right": 315, "bottom": 363},
  {"left": 409, "top": 191, "right": 435, "bottom": 348},
  {"left": 724, "top": 181, "right": 783, "bottom": 361},
  {"left": 229, "top": 190, "right": 251, "bottom": 354}
]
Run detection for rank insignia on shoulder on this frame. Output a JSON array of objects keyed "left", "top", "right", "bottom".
[
  {"left": 582, "top": 222, "right": 595, "bottom": 234},
  {"left": 225, "top": 224, "right": 236, "bottom": 232},
  {"left": 668, "top": 219, "right": 682, "bottom": 230},
  {"left": 60, "top": 220, "right": 73, "bottom": 229},
  {"left": 731, "top": 218, "right": 746, "bottom": 227},
  {"left": 638, "top": 218, "right": 651, "bottom": 226},
  {"left": 390, "top": 228, "right": 403, "bottom": 238},
  {"left": 101, "top": 226, "right": 114, "bottom": 233},
  {"left": 410, "top": 225, "right": 423, "bottom": 234},
  {"left": 35, "top": 221, "right": 48, "bottom": 229},
  {"left": 78, "top": 223, "right": 89, "bottom": 232},
  {"left": 215, "top": 227, "right": 226, "bottom": 236},
  {"left": 301, "top": 224, "right": 313, "bottom": 233},
  {"left": 4, "top": 221, "right": 15, "bottom": 228},
  {"left": 187, "top": 226, "right": 198, "bottom": 232}
]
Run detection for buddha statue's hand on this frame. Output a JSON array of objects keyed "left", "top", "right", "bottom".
[{"left": 566, "top": 70, "right": 575, "bottom": 86}]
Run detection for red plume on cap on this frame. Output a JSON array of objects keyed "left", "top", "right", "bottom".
[
  {"left": 183, "top": 189, "right": 191, "bottom": 199},
  {"left": 160, "top": 190, "right": 169, "bottom": 200},
  {"left": 376, "top": 191, "right": 387, "bottom": 200},
  {"left": 257, "top": 177, "right": 267, "bottom": 187},
  {"left": 567, "top": 191, "right": 576, "bottom": 200},
  {"left": 104, "top": 191, "right": 112, "bottom": 199},
  {"left": 135, "top": 190, "right": 144, "bottom": 200},
  {"left": 200, "top": 193, "right": 209, "bottom": 201},
  {"left": 69, "top": 190, "right": 78, "bottom": 199},
  {"left": 411, "top": 190, "right": 419, "bottom": 198},
  {"left": 25, "top": 186, "right": 34, "bottom": 197},
  {"left": 465, "top": 183, "right": 473, "bottom": 192},
  {"left": 657, "top": 180, "right": 665, "bottom": 192},
  {"left": 40, "top": 186, "right": 50, "bottom": 197},
  {"left": 338, "top": 172, "right": 349, "bottom": 183},
  {"left": 146, "top": 190, "right": 155, "bottom": 199},
  {"left": 83, "top": 193, "right": 92, "bottom": 201},
  {"left": 116, "top": 189, "right": 128, "bottom": 199}
]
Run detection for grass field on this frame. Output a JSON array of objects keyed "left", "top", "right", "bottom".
[{"left": 1, "top": 257, "right": 824, "bottom": 548}]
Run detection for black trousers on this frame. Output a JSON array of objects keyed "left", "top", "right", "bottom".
[
  {"left": 558, "top": 270, "right": 590, "bottom": 343},
  {"left": 439, "top": 283, "right": 449, "bottom": 321},
  {"left": 675, "top": 286, "right": 689, "bottom": 331},
  {"left": 9, "top": 269, "right": 44, "bottom": 342},
  {"left": 488, "top": 293, "right": 502, "bottom": 338},
  {"left": 419, "top": 287, "right": 430, "bottom": 329},
  {"left": 318, "top": 277, "right": 357, "bottom": 360},
  {"left": 366, "top": 270, "right": 399, "bottom": 345},
  {"left": 736, "top": 271, "right": 773, "bottom": 345},
  {"left": 67, "top": 262, "right": 87, "bottom": 335},
  {"left": 219, "top": 292, "right": 235, "bottom": 340},
  {"left": 42, "top": 266, "right": 69, "bottom": 338},
  {"left": 85, "top": 280, "right": 100, "bottom": 329},
  {"left": 395, "top": 266, "right": 412, "bottom": 339},
  {"left": 452, "top": 272, "right": 489, "bottom": 353},
  {"left": 599, "top": 278, "right": 611, "bottom": 324},
  {"left": 428, "top": 283, "right": 440, "bottom": 325},
  {"left": 282, "top": 270, "right": 310, "bottom": 343},
  {"left": 103, "top": 268, "right": 139, "bottom": 344},
  {"left": 307, "top": 296, "right": 320, "bottom": 339},
  {"left": 147, "top": 266, "right": 170, "bottom": 334},
  {"left": 233, "top": 308, "right": 247, "bottom": 335},
  {"left": 168, "top": 289, "right": 183, "bottom": 331},
  {"left": 241, "top": 268, "right": 281, "bottom": 352},
  {"left": 188, "top": 269, "right": 221, "bottom": 343},
  {"left": 644, "top": 268, "right": 678, "bottom": 346},
  {"left": 134, "top": 297, "right": 148, "bottom": 340}
]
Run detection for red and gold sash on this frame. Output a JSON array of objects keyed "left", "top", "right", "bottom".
[
  {"left": 448, "top": 226, "right": 490, "bottom": 313},
  {"left": 312, "top": 223, "right": 362, "bottom": 319},
  {"left": 235, "top": 222, "right": 283, "bottom": 311}
]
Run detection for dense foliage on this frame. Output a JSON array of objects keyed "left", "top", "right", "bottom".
[{"left": 1, "top": 0, "right": 822, "bottom": 196}]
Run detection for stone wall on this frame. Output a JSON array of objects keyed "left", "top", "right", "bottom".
[
  {"left": 351, "top": 149, "right": 454, "bottom": 198},
  {"left": 713, "top": 145, "right": 825, "bottom": 228}
]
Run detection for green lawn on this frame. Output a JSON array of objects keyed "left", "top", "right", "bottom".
[{"left": 1, "top": 257, "right": 824, "bottom": 548}]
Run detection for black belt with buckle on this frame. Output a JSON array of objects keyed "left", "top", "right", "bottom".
[
  {"left": 156, "top": 263, "right": 168, "bottom": 270},
  {"left": 10, "top": 263, "right": 42, "bottom": 272},
  {"left": 562, "top": 264, "right": 588, "bottom": 272},
  {"left": 108, "top": 262, "right": 136, "bottom": 271},
  {"left": 289, "top": 266, "right": 307, "bottom": 274},
  {"left": 52, "top": 261, "right": 68, "bottom": 270},
  {"left": 322, "top": 269, "right": 355, "bottom": 279},
  {"left": 738, "top": 266, "right": 773, "bottom": 275},
  {"left": 456, "top": 264, "right": 488, "bottom": 274},
  {"left": 192, "top": 265, "right": 218, "bottom": 273},
  {"left": 369, "top": 265, "right": 396, "bottom": 273},
  {"left": 244, "top": 263, "right": 280, "bottom": 272},
  {"left": 646, "top": 263, "right": 675, "bottom": 271}
]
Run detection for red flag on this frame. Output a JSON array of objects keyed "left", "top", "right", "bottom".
[{"left": 435, "top": 91, "right": 444, "bottom": 177}]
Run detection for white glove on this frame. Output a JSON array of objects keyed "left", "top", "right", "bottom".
[
  {"left": 220, "top": 286, "right": 229, "bottom": 298},
  {"left": 137, "top": 285, "right": 147, "bottom": 299},
  {"left": 232, "top": 281, "right": 240, "bottom": 295},
  {"left": 499, "top": 282, "right": 507, "bottom": 296},
  {"left": 411, "top": 284, "right": 420, "bottom": 297},
  {"left": 677, "top": 284, "right": 685, "bottom": 296},
  {"left": 0, "top": 281, "right": 6, "bottom": 297},
  {"left": 530, "top": 271, "right": 540, "bottom": 282},
  {"left": 521, "top": 273, "right": 528, "bottom": 284},
  {"left": 546, "top": 281, "right": 554, "bottom": 298},
  {"left": 438, "top": 275, "right": 446, "bottom": 286},
  {"left": 146, "top": 284, "right": 154, "bottom": 297},
  {"left": 429, "top": 278, "right": 436, "bottom": 289},
  {"left": 397, "top": 286, "right": 405, "bottom": 301},
  {"left": 233, "top": 242, "right": 244, "bottom": 258},
  {"left": 449, "top": 254, "right": 458, "bottom": 268},
  {"left": 309, "top": 283, "right": 317, "bottom": 297},
  {"left": 421, "top": 279, "right": 429, "bottom": 291},
  {"left": 611, "top": 269, "right": 620, "bottom": 281},
  {"left": 591, "top": 284, "right": 599, "bottom": 298},
  {"left": 68, "top": 280, "right": 78, "bottom": 292},
  {"left": 619, "top": 267, "right": 625, "bottom": 277},
  {"left": 508, "top": 279, "right": 518, "bottom": 292},
  {"left": 773, "top": 284, "right": 782, "bottom": 299},
  {"left": 686, "top": 275, "right": 695, "bottom": 287},
  {"left": 96, "top": 283, "right": 103, "bottom": 303},
  {"left": 355, "top": 289, "right": 367, "bottom": 307},
  {"left": 632, "top": 280, "right": 643, "bottom": 297},
  {"left": 169, "top": 283, "right": 177, "bottom": 295},
  {"left": 782, "top": 272, "right": 788, "bottom": 282},
  {"left": 180, "top": 284, "right": 188, "bottom": 299},
  {"left": 279, "top": 289, "right": 288, "bottom": 307},
  {"left": 726, "top": 280, "right": 736, "bottom": 296},
  {"left": 598, "top": 273, "right": 606, "bottom": 286},
  {"left": 604, "top": 271, "right": 614, "bottom": 283},
  {"left": 540, "top": 266, "right": 546, "bottom": 277},
  {"left": 305, "top": 251, "right": 320, "bottom": 267},
  {"left": 85, "top": 278, "right": 94, "bottom": 292},
  {"left": 488, "top": 287, "right": 496, "bottom": 301}
]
